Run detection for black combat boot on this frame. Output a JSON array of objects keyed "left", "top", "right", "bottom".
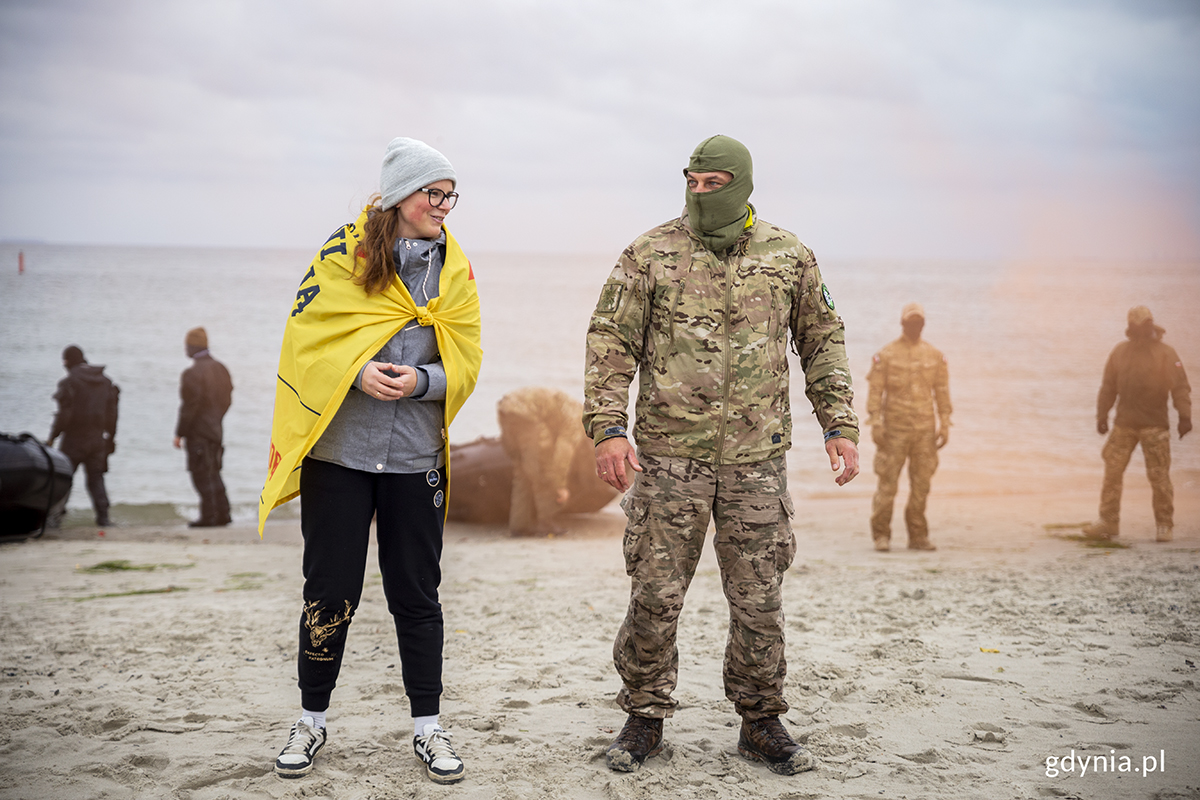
[
  {"left": 605, "top": 714, "right": 663, "bottom": 772},
  {"left": 738, "top": 716, "right": 814, "bottom": 775}
]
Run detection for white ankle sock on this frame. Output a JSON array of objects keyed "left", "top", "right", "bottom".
[
  {"left": 414, "top": 714, "right": 439, "bottom": 736},
  {"left": 301, "top": 709, "right": 327, "bottom": 729}
]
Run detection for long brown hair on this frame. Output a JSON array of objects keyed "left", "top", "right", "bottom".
[{"left": 354, "top": 194, "right": 398, "bottom": 296}]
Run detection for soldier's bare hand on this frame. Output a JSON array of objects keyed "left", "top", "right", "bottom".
[
  {"left": 1181, "top": 419, "right": 1193, "bottom": 439},
  {"left": 596, "top": 437, "right": 641, "bottom": 492},
  {"left": 1097, "top": 419, "right": 1109, "bottom": 435},
  {"left": 825, "top": 437, "right": 859, "bottom": 486},
  {"left": 935, "top": 429, "right": 949, "bottom": 449},
  {"left": 871, "top": 425, "right": 884, "bottom": 447}
]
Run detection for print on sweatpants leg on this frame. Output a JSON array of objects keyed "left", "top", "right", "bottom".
[{"left": 304, "top": 600, "right": 353, "bottom": 660}]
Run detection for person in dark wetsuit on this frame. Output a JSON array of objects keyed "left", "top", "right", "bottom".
[{"left": 48, "top": 345, "right": 119, "bottom": 526}]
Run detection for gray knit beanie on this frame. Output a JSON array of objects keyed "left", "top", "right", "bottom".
[{"left": 380, "top": 137, "right": 457, "bottom": 211}]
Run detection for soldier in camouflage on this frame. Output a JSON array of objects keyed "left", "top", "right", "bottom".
[
  {"left": 866, "top": 302, "right": 951, "bottom": 551},
  {"left": 1083, "top": 306, "right": 1191, "bottom": 543},
  {"left": 584, "top": 135, "right": 859, "bottom": 776}
]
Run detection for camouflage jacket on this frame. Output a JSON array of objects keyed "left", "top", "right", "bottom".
[
  {"left": 583, "top": 210, "right": 858, "bottom": 464},
  {"left": 866, "top": 338, "right": 951, "bottom": 431}
]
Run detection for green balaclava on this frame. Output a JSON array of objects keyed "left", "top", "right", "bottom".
[{"left": 684, "top": 134, "right": 754, "bottom": 253}]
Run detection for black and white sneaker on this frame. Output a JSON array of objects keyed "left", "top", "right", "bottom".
[
  {"left": 275, "top": 717, "right": 326, "bottom": 778},
  {"left": 414, "top": 724, "right": 465, "bottom": 783}
]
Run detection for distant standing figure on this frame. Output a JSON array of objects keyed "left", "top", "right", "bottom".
[
  {"left": 1084, "top": 306, "right": 1191, "bottom": 542},
  {"left": 497, "top": 387, "right": 588, "bottom": 535},
  {"left": 174, "top": 327, "right": 234, "bottom": 528},
  {"left": 47, "top": 345, "right": 120, "bottom": 526},
  {"left": 866, "top": 303, "right": 951, "bottom": 552}
]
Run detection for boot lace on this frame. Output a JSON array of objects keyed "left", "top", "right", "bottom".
[
  {"left": 615, "top": 716, "right": 660, "bottom": 750},
  {"left": 750, "top": 717, "right": 796, "bottom": 749}
]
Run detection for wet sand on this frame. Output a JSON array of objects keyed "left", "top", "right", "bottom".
[{"left": 1, "top": 472, "right": 1198, "bottom": 800}]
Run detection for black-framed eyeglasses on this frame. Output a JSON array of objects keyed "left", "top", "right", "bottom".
[{"left": 420, "top": 187, "right": 459, "bottom": 209}]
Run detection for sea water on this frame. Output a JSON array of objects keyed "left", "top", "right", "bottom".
[{"left": 1, "top": 241, "right": 1196, "bottom": 525}]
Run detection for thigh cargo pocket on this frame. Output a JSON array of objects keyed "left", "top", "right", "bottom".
[
  {"left": 777, "top": 494, "right": 797, "bottom": 574},
  {"left": 620, "top": 494, "right": 710, "bottom": 579},
  {"left": 620, "top": 495, "right": 652, "bottom": 577}
]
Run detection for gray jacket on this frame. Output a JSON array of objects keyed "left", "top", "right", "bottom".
[{"left": 308, "top": 234, "right": 448, "bottom": 473}]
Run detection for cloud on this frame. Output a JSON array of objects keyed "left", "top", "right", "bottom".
[{"left": 0, "top": 0, "right": 1197, "bottom": 258}]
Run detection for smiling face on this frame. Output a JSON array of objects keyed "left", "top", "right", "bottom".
[{"left": 395, "top": 179, "right": 455, "bottom": 239}]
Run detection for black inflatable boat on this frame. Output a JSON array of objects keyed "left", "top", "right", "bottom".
[{"left": 0, "top": 432, "right": 73, "bottom": 540}]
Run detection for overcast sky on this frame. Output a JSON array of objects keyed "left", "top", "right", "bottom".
[{"left": 1, "top": 0, "right": 1197, "bottom": 259}]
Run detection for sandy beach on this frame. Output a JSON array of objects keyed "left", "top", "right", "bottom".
[
  {"left": 1, "top": 468, "right": 1198, "bottom": 800},
  {"left": 3, "top": 3, "right": 1198, "bottom": 799}
]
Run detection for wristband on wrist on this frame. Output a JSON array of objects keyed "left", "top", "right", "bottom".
[{"left": 596, "top": 425, "right": 627, "bottom": 445}]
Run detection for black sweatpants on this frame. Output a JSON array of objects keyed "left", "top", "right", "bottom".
[{"left": 297, "top": 457, "right": 447, "bottom": 717}]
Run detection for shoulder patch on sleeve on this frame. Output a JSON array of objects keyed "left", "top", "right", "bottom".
[
  {"left": 596, "top": 280, "right": 624, "bottom": 316},
  {"left": 821, "top": 283, "right": 835, "bottom": 310}
]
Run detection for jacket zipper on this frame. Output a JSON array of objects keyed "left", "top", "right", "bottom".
[
  {"left": 714, "top": 251, "right": 734, "bottom": 462},
  {"left": 666, "top": 284, "right": 683, "bottom": 354}
]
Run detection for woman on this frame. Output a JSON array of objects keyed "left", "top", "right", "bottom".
[{"left": 259, "top": 137, "right": 483, "bottom": 784}]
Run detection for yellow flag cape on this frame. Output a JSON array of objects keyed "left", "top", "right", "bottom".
[{"left": 258, "top": 207, "right": 482, "bottom": 534}]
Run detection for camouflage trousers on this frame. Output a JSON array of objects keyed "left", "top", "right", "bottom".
[
  {"left": 613, "top": 453, "right": 797, "bottom": 721},
  {"left": 870, "top": 427, "right": 938, "bottom": 545},
  {"left": 1099, "top": 425, "right": 1173, "bottom": 530}
]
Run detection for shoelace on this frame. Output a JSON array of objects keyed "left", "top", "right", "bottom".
[
  {"left": 617, "top": 718, "right": 659, "bottom": 750},
  {"left": 281, "top": 723, "right": 320, "bottom": 755},
  {"left": 749, "top": 719, "right": 794, "bottom": 749},
  {"left": 421, "top": 729, "right": 459, "bottom": 761}
]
